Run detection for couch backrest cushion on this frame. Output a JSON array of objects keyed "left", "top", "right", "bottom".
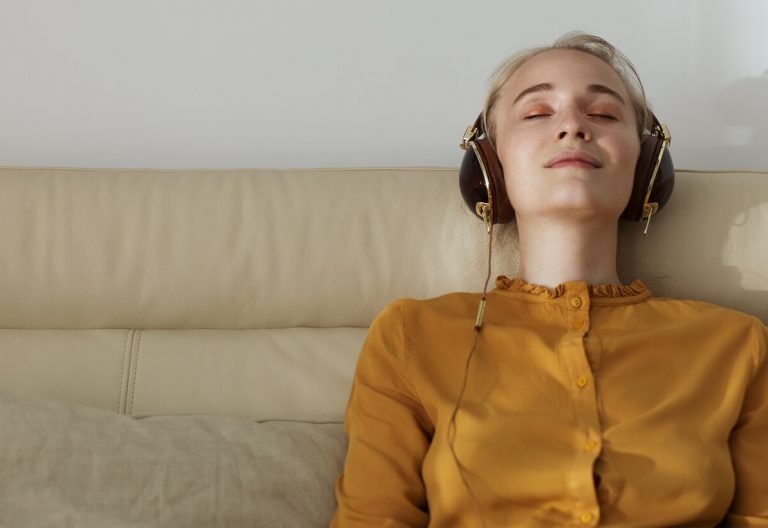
[
  {"left": 0, "top": 327, "right": 366, "bottom": 419},
  {"left": 0, "top": 167, "right": 512, "bottom": 329},
  {"left": 1, "top": 167, "right": 766, "bottom": 328}
]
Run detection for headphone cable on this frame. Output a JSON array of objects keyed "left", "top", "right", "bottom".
[{"left": 446, "top": 211, "right": 494, "bottom": 528}]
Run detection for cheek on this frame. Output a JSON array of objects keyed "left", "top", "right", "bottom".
[
  {"left": 626, "top": 138, "right": 642, "bottom": 168},
  {"left": 496, "top": 138, "right": 536, "bottom": 204},
  {"left": 613, "top": 137, "right": 642, "bottom": 191}
]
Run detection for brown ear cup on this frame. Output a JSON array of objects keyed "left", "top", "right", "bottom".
[
  {"left": 458, "top": 135, "right": 514, "bottom": 224},
  {"left": 459, "top": 114, "right": 674, "bottom": 226},
  {"left": 620, "top": 134, "right": 675, "bottom": 222}
]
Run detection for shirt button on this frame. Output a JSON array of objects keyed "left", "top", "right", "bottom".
[
  {"left": 584, "top": 440, "right": 599, "bottom": 451},
  {"left": 580, "top": 512, "right": 594, "bottom": 524},
  {"left": 572, "top": 320, "right": 584, "bottom": 330},
  {"left": 569, "top": 297, "right": 583, "bottom": 309},
  {"left": 577, "top": 376, "right": 588, "bottom": 388}
]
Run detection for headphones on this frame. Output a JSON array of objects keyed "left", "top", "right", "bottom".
[{"left": 458, "top": 112, "right": 674, "bottom": 234}]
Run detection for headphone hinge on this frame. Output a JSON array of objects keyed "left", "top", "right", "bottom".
[
  {"left": 460, "top": 125, "right": 477, "bottom": 150},
  {"left": 475, "top": 202, "right": 491, "bottom": 233},
  {"left": 642, "top": 202, "right": 659, "bottom": 234},
  {"left": 660, "top": 123, "right": 671, "bottom": 147}
]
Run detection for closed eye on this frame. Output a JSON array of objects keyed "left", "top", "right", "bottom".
[
  {"left": 588, "top": 114, "right": 617, "bottom": 120},
  {"left": 524, "top": 114, "right": 550, "bottom": 120}
]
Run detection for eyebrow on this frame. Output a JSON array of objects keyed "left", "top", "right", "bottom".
[{"left": 511, "top": 82, "right": 627, "bottom": 106}]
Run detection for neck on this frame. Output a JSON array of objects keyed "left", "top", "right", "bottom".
[{"left": 515, "top": 216, "right": 622, "bottom": 289}]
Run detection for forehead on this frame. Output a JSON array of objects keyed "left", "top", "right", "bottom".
[{"left": 502, "top": 49, "right": 630, "bottom": 104}]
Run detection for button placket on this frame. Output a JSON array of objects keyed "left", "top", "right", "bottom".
[
  {"left": 567, "top": 292, "right": 588, "bottom": 335},
  {"left": 559, "top": 282, "right": 602, "bottom": 516}
]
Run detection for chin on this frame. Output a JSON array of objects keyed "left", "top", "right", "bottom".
[{"left": 523, "top": 200, "right": 625, "bottom": 222}]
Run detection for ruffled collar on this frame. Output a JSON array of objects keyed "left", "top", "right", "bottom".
[{"left": 494, "top": 275, "right": 651, "bottom": 303}]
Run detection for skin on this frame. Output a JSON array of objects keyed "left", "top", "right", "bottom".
[{"left": 493, "top": 48, "right": 641, "bottom": 289}]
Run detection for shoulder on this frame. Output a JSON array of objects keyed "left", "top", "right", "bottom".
[
  {"left": 360, "top": 293, "right": 480, "bottom": 367},
  {"left": 367, "top": 292, "right": 481, "bottom": 348},
  {"left": 378, "top": 291, "right": 481, "bottom": 324},
  {"left": 645, "top": 295, "right": 761, "bottom": 324},
  {"left": 645, "top": 296, "right": 766, "bottom": 358}
]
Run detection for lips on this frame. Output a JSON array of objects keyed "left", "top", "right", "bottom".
[{"left": 545, "top": 150, "right": 602, "bottom": 169}]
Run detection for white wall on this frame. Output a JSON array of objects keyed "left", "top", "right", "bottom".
[{"left": 1, "top": 0, "right": 766, "bottom": 170}]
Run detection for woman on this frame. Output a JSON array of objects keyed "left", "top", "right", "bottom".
[{"left": 331, "top": 33, "right": 768, "bottom": 527}]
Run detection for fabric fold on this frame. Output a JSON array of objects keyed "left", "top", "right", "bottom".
[{"left": 494, "top": 276, "right": 649, "bottom": 299}]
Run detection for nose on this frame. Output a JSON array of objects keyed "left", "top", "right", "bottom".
[{"left": 554, "top": 108, "right": 591, "bottom": 142}]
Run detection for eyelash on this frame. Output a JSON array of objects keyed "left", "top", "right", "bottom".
[{"left": 524, "top": 113, "right": 617, "bottom": 121}]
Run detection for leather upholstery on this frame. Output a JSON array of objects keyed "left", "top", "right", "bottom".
[{"left": 0, "top": 166, "right": 766, "bottom": 420}]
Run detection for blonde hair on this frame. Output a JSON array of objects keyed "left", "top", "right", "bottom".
[{"left": 482, "top": 32, "right": 651, "bottom": 145}]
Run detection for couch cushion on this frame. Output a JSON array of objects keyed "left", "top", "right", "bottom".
[
  {"left": 0, "top": 167, "right": 512, "bottom": 329},
  {"left": 0, "top": 391, "right": 345, "bottom": 528},
  {"left": 1, "top": 167, "right": 766, "bottom": 329},
  {"left": 0, "top": 327, "right": 366, "bottom": 419}
]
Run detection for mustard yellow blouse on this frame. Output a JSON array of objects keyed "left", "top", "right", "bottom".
[{"left": 331, "top": 277, "right": 768, "bottom": 527}]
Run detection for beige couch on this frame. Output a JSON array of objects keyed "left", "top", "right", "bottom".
[{"left": 0, "top": 165, "right": 766, "bottom": 527}]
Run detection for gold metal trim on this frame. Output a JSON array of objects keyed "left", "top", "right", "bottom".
[
  {"left": 460, "top": 125, "right": 477, "bottom": 150},
  {"left": 661, "top": 123, "right": 671, "bottom": 146},
  {"left": 638, "top": 123, "right": 672, "bottom": 234},
  {"left": 642, "top": 203, "right": 659, "bottom": 234},
  {"left": 640, "top": 124, "right": 672, "bottom": 224},
  {"left": 476, "top": 202, "right": 491, "bottom": 233},
  {"left": 474, "top": 298, "right": 487, "bottom": 330},
  {"left": 469, "top": 141, "right": 493, "bottom": 232}
]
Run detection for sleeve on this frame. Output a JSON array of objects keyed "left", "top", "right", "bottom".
[
  {"left": 330, "top": 300, "right": 435, "bottom": 528},
  {"left": 724, "top": 319, "right": 768, "bottom": 526}
]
